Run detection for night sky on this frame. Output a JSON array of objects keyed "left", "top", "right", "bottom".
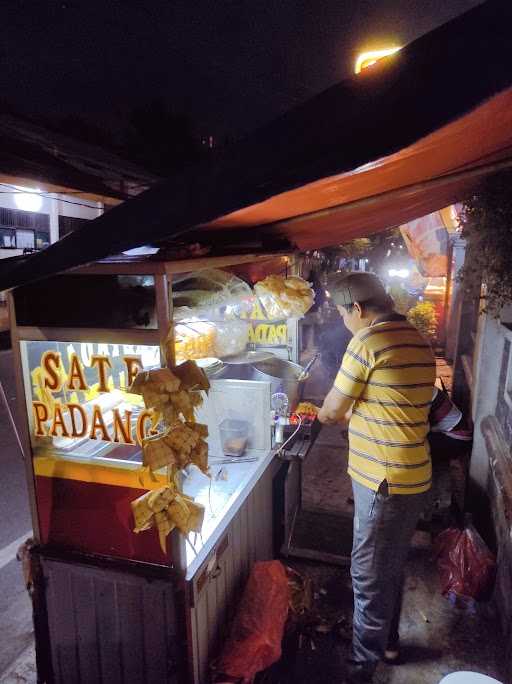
[{"left": 3, "top": 0, "right": 482, "bottom": 140}]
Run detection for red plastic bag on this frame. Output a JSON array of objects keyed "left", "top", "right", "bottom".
[
  {"left": 212, "top": 560, "right": 290, "bottom": 683},
  {"left": 434, "top": 524, "right": 496, "bottom": 607}
]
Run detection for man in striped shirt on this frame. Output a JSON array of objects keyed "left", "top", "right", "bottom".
[{"left": 317, "top": 272, "right": 436, "bottom": 684}]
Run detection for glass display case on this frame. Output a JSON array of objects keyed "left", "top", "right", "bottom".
[
  {"left": 19, "top": 335, "right": 275, "bottom": 571},
  {"left": 13, "top": 262, "right": 293, "bottom": 573}
]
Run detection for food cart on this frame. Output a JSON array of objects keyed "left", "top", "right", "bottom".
[
  {"left": 7, "top": 252, "right": 317, "bottom": 684},
  {"left": 2, "top": 6, "right": 512, "bottom": 681}
]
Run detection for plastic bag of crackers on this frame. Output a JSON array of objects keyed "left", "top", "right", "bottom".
[{"left": 254, "top": 275, "right": 315, "bottom": 319}]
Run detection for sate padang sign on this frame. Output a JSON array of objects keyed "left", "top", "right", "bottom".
[
  {"left": 242, "top": 299, "right": 288, "bottom": 347},
  {"left": 25, "top": 340, "right": 160, "bottom": 447}
]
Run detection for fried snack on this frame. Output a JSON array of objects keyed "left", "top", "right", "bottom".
[
  {"left": 170, "top": 321, "right": 217, "bottom": 364},
  {"left": 295, "top": 401, "right": 320, "bottom": 416},
  {"left": 141, "top": 387, "right": 170, "bottom": 411},
  {"left": 130, "top": 368, "right": 181, "bottom": 395},
  {"left": 255, "top": 274, "right": 315, "bottom": 318},
  {"left": 163, "top": 423, "right": 199, "bottom": 456},
  {"left": 190, "top": 438, "right": 208, "bottom": 473},
  {"left": 169, "top": 390, "right": 195, "bottom": 421},
  {"left": 161, "top": 403, "right": 180, "bottom": 427},
  {"left": 171, "top": 360, "right": 210, "bottom": 391},
  {"left": 142, "top": 430, "right": 177, "bottom": 472},
  {"left": 186, "top": 422, "right": 209, "bottom": 438}
]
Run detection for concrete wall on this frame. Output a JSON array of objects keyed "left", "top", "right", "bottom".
[{"left": 470, "top": 313, "right": 505, "bottom": 488}]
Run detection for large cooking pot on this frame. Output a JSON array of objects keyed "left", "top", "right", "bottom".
[{"left": 249, "top": 358, "right": 308, "bottom": 410}]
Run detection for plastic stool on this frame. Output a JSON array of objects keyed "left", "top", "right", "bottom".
[{"left": 439, "top": 673, "right": 502, "bottom": 684}]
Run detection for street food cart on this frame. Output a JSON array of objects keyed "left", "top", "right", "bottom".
[
  {"left": 7, "top": 252, "right": 317, "bottom": 683},
  {"left": 3, "top": 5, "right": 512, "bottom": 681}
]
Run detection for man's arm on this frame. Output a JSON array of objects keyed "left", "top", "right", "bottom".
[
  {"left": 318, "top": 335, "right": 372, "bottom": 425},
  {"left": 318, "top": 387, "right": 354, "bottom": 425}
]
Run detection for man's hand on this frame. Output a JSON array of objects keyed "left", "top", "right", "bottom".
[{"left": 317, "top": 387, "right": 354, "bottom": 425}]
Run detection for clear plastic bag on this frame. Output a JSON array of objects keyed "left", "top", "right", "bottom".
[
  {"left": 254, "top": 275, "right": 315, "bottom": 319},
  {"left": 172, "top": 269, "right": 254, "bottom": 319}
]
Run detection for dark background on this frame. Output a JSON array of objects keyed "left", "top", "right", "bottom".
[{"left": 3, "top": 0, "right": 482, "bottom": 143}]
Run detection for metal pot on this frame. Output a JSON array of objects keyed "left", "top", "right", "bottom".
[{"left": 249, "top": 358, "right": 308, "bottom": 410}]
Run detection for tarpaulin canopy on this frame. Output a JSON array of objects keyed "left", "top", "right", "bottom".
[{"left": 1, "top": 0, "right": 512, "bottom": 291}]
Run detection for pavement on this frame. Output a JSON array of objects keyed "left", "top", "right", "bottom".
[{"left": 0, "top": 350, "right": 35, "bottom": 682}]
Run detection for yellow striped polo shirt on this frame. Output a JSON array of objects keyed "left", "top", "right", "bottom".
[{"left": 334, "top": 315, "right": 436, "bottom": 494}]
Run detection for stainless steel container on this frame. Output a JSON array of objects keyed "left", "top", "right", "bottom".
[{"left": 249, "top": 358, "right": 307, "bottom": 410}]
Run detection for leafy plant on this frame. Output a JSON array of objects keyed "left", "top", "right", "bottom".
[
  {"left": 407, "top": 301, "right": 438, "bottom": 340},
  {"left": 459, "top": 170, "right": 512, "bottom": 316}
]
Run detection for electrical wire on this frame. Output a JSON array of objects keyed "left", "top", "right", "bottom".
[
  {"left": 276, "top": 413, "right": 302, "bottom": 455},
  {"left": 0, "top": 182, "right": 109, "bottom": 211}
]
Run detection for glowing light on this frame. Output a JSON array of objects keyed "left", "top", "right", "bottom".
[
  {"left": 388, "top": 268, "right": 410, "bottom": 279},
  {"left": 14, "top": 186, "right": 43, "bottom": 212},
  {"left": 355, "top": 46, "right": 402, "bottom": 74}
]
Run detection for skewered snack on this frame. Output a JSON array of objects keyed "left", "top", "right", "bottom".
[
  {"left": 254, "top": 274, "right": 315, "bottom": 318},
  {"left": 295, "top": 402, "right": 320, "bottom": 416}
]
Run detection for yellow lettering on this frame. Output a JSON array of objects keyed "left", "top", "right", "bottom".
[
  {"left": 136, "top": 409, "right": 159, "bottom": 445},
  {"left": 258, "top": 324, "right": 269, "bottom": 344},
  {"left": 68, "top": 403, "right": 87, "bottom": 438},
  {"left": 250, "top": 299, "right": 267, "bottom": 320},
  {"left": 42, "top": 351, "right": 63, "bottom": 392},
  {"left": 89, "top": 405, "right": 110, "bottom": 441},
  {"left": 113, "top": 408, "right": 135, "bottom": 445},
  {"left": 67, "top": 353, "right": 88, "bottom": 391},
  {"left": 90, "top": 355, "right": 112, "bottom": 392},
  {"left": 276, "top": 324, "right": 287, "bottom": 344},
  {"left": 124, "top": 356, "right": 143, "bottom": 388},
  {"left": 49, "top": 404, "right": 70, "bottom": 438},
  {"left": 33, "top": 402, "right": 49, "bottom": 437}
]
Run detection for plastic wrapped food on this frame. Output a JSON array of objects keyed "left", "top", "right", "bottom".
[
  {"left": 213, "top": 319, "right": 249, "bottom": 358},
  {"left": 171, "top": 268, "right": 254, "bottom": 317},
  {"left": 173, "top": 321, "right": 217, "bottom": 362},
  {"left": 254, "top": 275, "right": 315, "bottom": 319}
]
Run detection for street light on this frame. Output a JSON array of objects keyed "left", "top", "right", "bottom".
[
  {"left": 355, "top": 46, "right": 402, "bottom": 74},
  {"left": 14, "top": 186, "right": 43, "bottom": 212}
]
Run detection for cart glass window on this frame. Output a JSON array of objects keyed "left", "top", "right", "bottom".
[
  {"left": 21, "top": 340, "right": 161, "bottom": 467},
  {"left": 14, "top": 274, "right": 157, "bottom": 328}
]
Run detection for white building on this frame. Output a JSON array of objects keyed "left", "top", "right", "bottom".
[
  {"left": 0, "top": 113, "right": 158, "bottom": 259},
  {"left": 0, "top": 112, "right": 158, "bottom": 330}
]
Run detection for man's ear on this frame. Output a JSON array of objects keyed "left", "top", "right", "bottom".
[{"left": 353, "top": 302, "right": 363, "bottom": 318}]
